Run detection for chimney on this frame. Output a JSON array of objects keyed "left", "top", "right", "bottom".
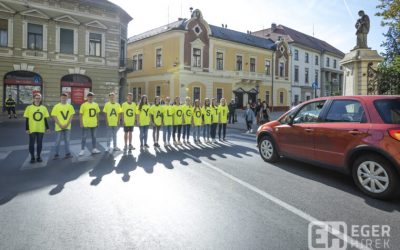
[{"left": 271, "top": 23, "right": 277, "bottom": 31}]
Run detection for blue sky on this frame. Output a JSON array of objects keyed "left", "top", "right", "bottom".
[{"left": 110, "top": 0, "right": 387, "bottom": 54}]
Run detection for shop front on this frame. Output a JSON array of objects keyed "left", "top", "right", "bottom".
[
  {"left": 3, "top": 71, "right": 43, "bottom": 110},
  {"left": 60, "top": 74, "right": 92, "bottom": 108}
]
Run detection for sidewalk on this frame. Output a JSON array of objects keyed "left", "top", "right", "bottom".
[{"left": 227, "top": 110, "right": 284, "bottom": 134}]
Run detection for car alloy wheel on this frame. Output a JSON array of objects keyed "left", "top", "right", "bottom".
[
  {"left": 357, "top": 161, "right": 389, "bottom": 194},
  {"left": 260, "top": 140, "right": 274, "bottom": 160}
]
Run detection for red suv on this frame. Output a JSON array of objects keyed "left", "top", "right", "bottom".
[{"left": 256, "top": 96, "right": 400, "bottom": 199}]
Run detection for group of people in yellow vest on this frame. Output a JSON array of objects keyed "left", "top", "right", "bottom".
[{"left": 23, "top": 91, "right": 230, "bottom": 164}]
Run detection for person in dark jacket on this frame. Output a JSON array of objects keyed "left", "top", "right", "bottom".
[
  {"left": 228, "top": 99, "right": 236, "bottom": 124},
  {"left": 5, "top": 95, "right": 17, "bottom": 119},
  {"left": 244, "top": 103, "right": 256, "bottom": 133}
]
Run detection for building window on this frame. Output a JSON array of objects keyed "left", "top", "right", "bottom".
[
  {"left": 132, "top": 87, "right": 142, "bottom": 102},
  {"left": 294, "top": 66, "right": 299, "bottom": 82},
  {"left": 89, "top": 33, "right": 102, "bottom": 57},
  {"left": 0, "top": 19, "right": 8, "bottom": 47},
  {"left": 156, "top": 86, "right": 161, "bottom": 97},
  {"left": 294, "top": 49, "right": 299, "bottom": 61},
  {"left": 279, "top": 91, "right": 284, "bottom": 105},
  {"left": 315, "top": 55, "right": 319, "bottom": 65},
  {"left": 193, "top": 87, "right": 200, "bottom": 100},
  {"left": 294, "top": 95, "right": 299, "bottom": 105},
  {"left": 279, "top": 62, "right": 284, "bottom": 77},
  {"left": 333, "top": 59, "right": 337, "bottom": 68},
  {"left": 305, "top": 52, "right": 309, "bottom": 63},
  {"left": 217, "top": 88, "right": 223, "bottom": 102},
  {"left": 120, "top": 40, "right": 125, "bottom": 66},
  {"left": 132, "top": 55, "right": 137, "bottom": 71},
  {"left": 156, "top": 48, "right": 162, "bottom": 68},
  {"left": 250, "top": 57, "right": 256, "bottom": 72},
  {"left": 315, "top": 70, "right": 319, "bottom": 83},
  {"left": 236, "top": 55, "right": 242, "bottom": 71},
  {"left": 216, "top": 52, "right": 224, "bottom": 70},
  {"left": 326, "top": 57, "right": 330, "bottom": 67},
  {"left": 60, "top": 28, "right": 74, "bottom": 54},
  {"left": 265, "top": 60, "right": 271, "bottom": 75},
  {"left": 138, "top": 54, "right": 143, "bottom": 70},
  {"left": 28, "top": 23, "right": 43, "bottom": 50},
  {"left": 265, "top": 91, "right": 270, "bottom": 105},
  {"left": 305, "top": 68, "right": 309, "bottom": 83},
  {"left": 193, "top": 48, "right": 201, "bottom": 67}
]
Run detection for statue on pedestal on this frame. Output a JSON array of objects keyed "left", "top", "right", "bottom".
[{"left": 354, "top": 10, "right": 370, "bottom": 49}]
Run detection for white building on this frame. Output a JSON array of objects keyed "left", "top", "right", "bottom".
[{"left": 254, "top": 24, "right": 344, "bottom": 105}]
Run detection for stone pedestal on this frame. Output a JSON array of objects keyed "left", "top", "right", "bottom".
[{"left": 340, "top": 48, "right": 383, "bottom": 96}]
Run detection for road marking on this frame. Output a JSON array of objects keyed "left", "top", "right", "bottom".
[
  {"left": 183, "top": 152, "right": 371, "bottom": 250},
  {"left": 0, "top": 151, "right": 10, "bottom": 160},
  {"left": 20, "top": 150, "right": 50, "bottom": 171}
]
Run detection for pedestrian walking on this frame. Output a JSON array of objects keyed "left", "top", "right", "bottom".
[
  {"left": 24, "top": 93, "right": 50, "bottom": 163},
  {"left": 162, "top": 97, "right": 174, "bottom": 146},
  {"left": 202, "top": 98, "right": 212, "bottom": 143},
  {"left": 218, "top": 98, "right": 229, "bottom": 141},
  {"left": 172, "top": 96, "right": 183, "bottom": 145},
  {"left": 103, "top": 92, "right": 122, "bottom": 153},
  {"left": 244, "top": 103, "right": 256, "bottom": 133},
  {"left": 136, "top": 95, "right": 151, "bottom": 150},
  {"left": 150, "top": 96, "right": 163, "bottom": 147},
  {"left": 121, "top": 93, "right": 137, "bottom": 151},
  {"left": 192, "top": 99, "right": 202, "bottom": 143},
  {"left": 51, "top": 93, "right": 75, "bottom": 159},
  {"left": 260, "top": 101, "right": 271, "bottom": 124},
  {"left": 228, "top": 99, "right": 236, "bottom": 124},
  {"left": 79, "top": 92, "right": 101, "bottom": 156},
  {"left": 5, "top": 94, "right": 17, "bottom": 119},
  {"left": 182, "top": 96, "right": 193, "bottom": 143}
]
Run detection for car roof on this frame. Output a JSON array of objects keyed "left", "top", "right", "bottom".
[{"left": 306, "top": 95, "right": 400, "bottom": 103}]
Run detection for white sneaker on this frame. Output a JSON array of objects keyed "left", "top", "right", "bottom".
[
  {"left": 114, "top": 147, "right": 121, "bottom": 152},
  {"left": 92, "top": 148, "right": 101, "bottom": 154},
  {"left": 250, "top": 129, "right": 253, "bottom": 133},
  {"left": 78, "top": 150, "right": 85, "bottom": 156}
]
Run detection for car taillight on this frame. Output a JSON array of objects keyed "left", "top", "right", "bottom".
[{"left": 389, "top": 129, "right": 400, "bottom": 141}]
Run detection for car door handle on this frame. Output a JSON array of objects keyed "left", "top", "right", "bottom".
[
  {"left": 305, "top": 128, "right": 314, "bottom": 132},
  {"left": 348, "top": 130, "right": 362, "bottom": 135}
]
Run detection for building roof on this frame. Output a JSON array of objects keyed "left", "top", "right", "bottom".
[
  {"left": 254, "top": 25, "right": 344, "bottom": 57},
  {"left": 128, "top": 19, "right": 276, "bottom": 50},
  {"left": 80, "top": 0, "right": 132, "bottom": 22}
]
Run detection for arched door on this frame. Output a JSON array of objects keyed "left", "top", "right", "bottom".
[
  {"left": 60, "top": 74, "right": 92, "bottom": 108},
  {"left": 3, "top": 71, "right": 43, "bottom": 110}
]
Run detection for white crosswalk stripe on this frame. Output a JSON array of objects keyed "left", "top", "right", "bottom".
[{"left": 20, "top": 150, "right": 51, "bottom": 171}]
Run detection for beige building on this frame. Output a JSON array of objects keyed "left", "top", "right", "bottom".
[
  {"left": 127, "top": 9, "right": 291, "bottom": 110},
  {"left": 0, "top": 0, "right": 131, "bottom": 110}
]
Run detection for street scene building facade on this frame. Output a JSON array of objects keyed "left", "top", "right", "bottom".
[
  {"left": 127, "top": 10, "right": 291, "bottom": 110},
  {"left": 0, "top": 0, "right": 131, "bottom": 110},
  {"left": 253, "top": 24, "right": 345, "bottom": 105}
]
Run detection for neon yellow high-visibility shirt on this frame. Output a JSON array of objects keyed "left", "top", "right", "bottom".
[
  {"left": 150, "top": 104, "right": 163, "bottom": 126},
  {"left": 103, "top": 102, "right": 122, "bottom": 127},
  {"left": 79, "top": 102, "right": 100, "bottom": 128},
  {"left": 193, "top": 108, "right": 203, "bottom": 126},
  {"left": 136, "top": 104, "right": 151, "bottom": 126},
  {"left": 211, "top": 106, "right": 219, "bottom": 123},
  {"left": 121, "top": 102, "right": 137, "bottom": 126},
  {"left": 51, "top": 103, "right": 75, "bottom": 131},
  {"left": 173, "top": 105, "right": 183, "bottom": 125},
  {"left": 162, "top": 105, "right": 174, "bottom": 126},
  {"left": 182, "top": 105, "right": 193, "bottom": 125},
  {"left": 218, "top": 105, "right": 229, "bottom": 124},
  {"left": 24, "top": 104, "right": 49, "bottom": 133},
  {"left": 202, "top": 106, "right": 212, "bottom": 125}
]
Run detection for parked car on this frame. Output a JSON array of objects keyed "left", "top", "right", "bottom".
[{"left": 256, "top": 96, "right": 400, "bottom": 199}]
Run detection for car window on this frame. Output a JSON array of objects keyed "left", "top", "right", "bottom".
[
  {"left": 292, "top": 101, "right": 326, "bottom": 124},
  {"left": 374, "top": 99, "right": 400, "bottom": 124},
  {"left": 279, "top": 109, "right": 298, "bottom": 125},
  {"left": 325, "top": 100, "right": 366, "bottom": 123}
]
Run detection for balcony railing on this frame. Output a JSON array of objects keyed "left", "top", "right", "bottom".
[{"left": 119, "top": 59, "right": 134, "bottom": 72}]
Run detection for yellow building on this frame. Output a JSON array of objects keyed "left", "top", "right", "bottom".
[{"left": 127, "top": 9, "right": 291, "bottom": 110}]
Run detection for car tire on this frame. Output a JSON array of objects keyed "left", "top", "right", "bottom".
[
  {"left": 352, "top": 154, "right": 399, "bottom": 200},
  {"left": 258, "top": 135, "right": 279, "bottom": 163}
]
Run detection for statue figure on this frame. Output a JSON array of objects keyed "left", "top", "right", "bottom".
[{"left": 354, "top": 10, "right": 370, "bottom": 49}]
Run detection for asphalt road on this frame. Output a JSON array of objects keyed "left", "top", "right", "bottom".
[{"left": 0, "top": 119, "right": 399, "bottom": 250}]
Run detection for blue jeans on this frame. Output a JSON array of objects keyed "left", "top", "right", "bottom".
[
  {"left": 55, "top": 130, "right": 71, "bottom": 155},
  {"left": 29, "top": 132, "right": 44, "bottom": 158},
  {"left": 163, "top": 125, "right": 172, "bottom": 143},
  {"left": 203, "top": 124, "right": 210, "bottom": 140},
  {"left": 81, "top": 127, "right": 97, "bottom": 150},
  {"left": 182, "top": 124, "right": 191, "bottom": 140},
  {"left": 193, "top": 126, "right": 201, "bottom": 140},
  {"left": 107, "top": 126, "right": 118, "bottom": 148},
  {"left": 139, "top": 126, "right": 149, "bottom": 146}
]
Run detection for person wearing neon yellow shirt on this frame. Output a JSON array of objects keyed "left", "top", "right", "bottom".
[
  {"left": 210, "top": 98, "right": 219, "bottom": 143},
  {"left": 121, "top": 93, "right": 136, "bottom": 151},
  {"left": 51, "top": 93, "right": 75, "bottom": 160},
  {"left": 202, "top": 98, "right": 212, "bottom": 143},
  {"left": 162, "top": 96, "right": 174, "bottom": 146},
  {"left": 103, "top": 92, "right": 122, "bottom": 153},
  {"left": 150, "top": 96, "right": 163, "bottom": 147},
  {"left": 192, "top": 99, "right": 203, "bottom": 143},
  {"left": 136, "top": 95, "right": 151, "bottom": 149},
  {"left": 218, "top": 98, "right": 229, "bottom": 141},
  {"left": 24, "top": 93, "right": 50, "bottom": 164},
  {"left": 172, "top": 96, "right": 183, "bottom": 145},
  {"left": 182, "top": 96, "right": 193, "bottom": 143},
  {"left": 79, "top": 92, "right": 101, "bottom": 156}
]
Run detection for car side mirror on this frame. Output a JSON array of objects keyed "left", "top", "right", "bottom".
[{"left": 286, "top": 114, "right": 295, "bottom": 125}]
